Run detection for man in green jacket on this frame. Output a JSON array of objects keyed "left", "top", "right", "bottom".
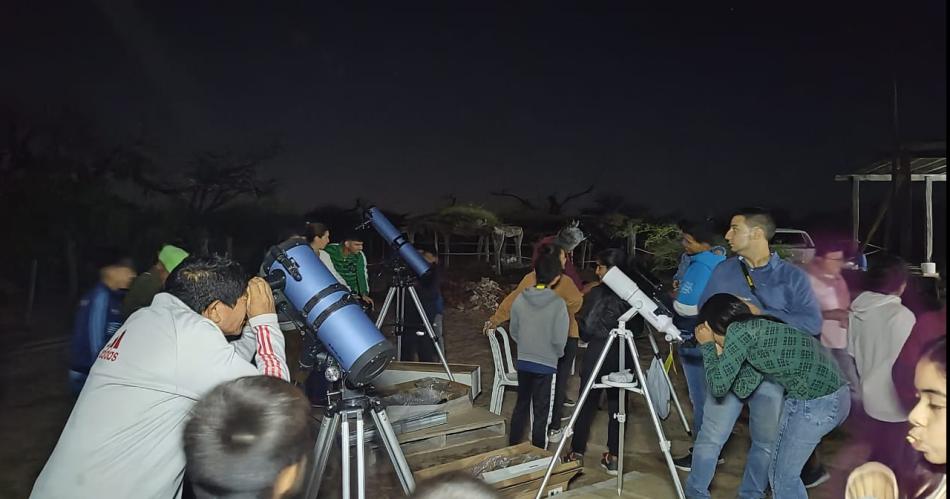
[{"left": 324, "top": 233, "right": 373, "bottom": 308}]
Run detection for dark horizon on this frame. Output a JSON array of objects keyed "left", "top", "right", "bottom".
[{"left": 1, "top": 1, "right": 946, "bottom": 219}]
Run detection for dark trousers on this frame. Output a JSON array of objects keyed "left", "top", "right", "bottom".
[
  {"left": 510, "top": 371, "right": 556, "bottom": 448},
  {"left": 400, "top": 330, "right": 436, "bottom": 363},
  {"left": 550, "top": 337, "right": 579, "bottom": 431},
  {"left": 570, "top": 341, "right": 633, "bottom": 455}
]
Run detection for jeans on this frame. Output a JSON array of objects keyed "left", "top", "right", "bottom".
[
  {"left": 678, "top": 341, "right": 708, "bottom": 438},
  {"left": 770, "top": 386, "right": 851, "bottom": 498},
  {"left": 550, "top": 337, "right": 579, "bottom": 431},
  {"left": 511, "top": 371, "right": 556, "bottom": 448},
  {"left": 686, "top": 379, "right": 785, "bottom": 499}
]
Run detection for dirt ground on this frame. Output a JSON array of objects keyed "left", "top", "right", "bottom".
[{"left": 1, "top": 285, "right": 873, "bottom": 498}]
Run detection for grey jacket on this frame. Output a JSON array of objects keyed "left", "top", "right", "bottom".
[
  {"left": 30, "top": 293, "right": 289, "bottom": 499},
  {"left": 510, "top": 287, "right": 569, "bottom": 369}
]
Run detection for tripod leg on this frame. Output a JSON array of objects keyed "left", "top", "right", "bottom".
[
  {"left": 617, "top": 334, "right": 628, "bottom": 495},
  {"left": 534, "top": 334, "right": 618, "bottom": 499},
  {"left": 395, "top": 288, "right": 405, "bottom": 360},
  {"left": 406, "top": 287, "right": 455, "bottom": 381},
  {"left": 370, "top": 403, "right": 416, "bottom": 495},
  {"left": 374, "top": 288, "right": 397, "bottom": 329},
  {"left": 623, "top": 334, "right": 685, "bottom": 499},
  {"left": 648, "top": 333, "right": 692, "bottom": 436},
  {"left": 341, "top": 413, "right": 352, "bottom": 499},
  {"left": 356, "top": 411, "right": 366, "bottom": 499},
  {"left": 304, "top": 412, "right": 341, "bottom": 499}
]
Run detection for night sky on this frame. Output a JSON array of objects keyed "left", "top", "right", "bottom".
[{"left": 2, "top": 1, "right": 945, "bottom": 218}]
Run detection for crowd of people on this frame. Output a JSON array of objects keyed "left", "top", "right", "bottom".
[
  {"left": 485, "top": 208, "right": 946, "bottom": 499},
  {"left": 29, "top": 208, "right": 946, "bottom": 499}
]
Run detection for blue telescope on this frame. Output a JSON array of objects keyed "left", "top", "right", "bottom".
[
  {"left": 363, "top": 206, "right": 432, "bottom": 277},
  {"left": 262, "top": 239, "right": 394, "bottom": 386}
]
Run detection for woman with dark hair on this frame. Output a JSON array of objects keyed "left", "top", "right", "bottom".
[
  {"left": 694, "top": 293, "right": 851, "bottom": 498},
  {"left": 847, "top": 336, "right": 947, "bottom": 499},
  {"left": 304, "top": 222, "right": 349, "bottom": 289},
  {"left": 561, "top": 248, "right": 636, "bottom": 475}
]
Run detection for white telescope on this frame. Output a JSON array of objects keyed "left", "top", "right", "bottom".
[{"left": 601, "top": 266, "right": 682, "bottom": 342}]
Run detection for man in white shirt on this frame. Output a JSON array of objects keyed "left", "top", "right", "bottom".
[
  {"left": 31, "top": 255, "right": 289, "bottom": 499},
  {"left": 848, "top": 254, "right": 917, "bottom": 469}
]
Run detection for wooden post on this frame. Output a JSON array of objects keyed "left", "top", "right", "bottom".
[
  {"left": 925, "top": 177, "right": 934, "bottom": 263},
  {"left": 851, "top": 177, "right": 861, "bottom": 243}
]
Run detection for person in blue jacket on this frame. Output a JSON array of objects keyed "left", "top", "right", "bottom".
[
  {"left": 670, "top": 218, "right": 727, "bottom": 471},
  {"left": 68, "top": 250, "right": 137, "bottom": 395}
]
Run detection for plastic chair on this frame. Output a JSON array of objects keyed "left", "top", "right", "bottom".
[{"left": 487, "top": 326, "right": 519, "bottom": 415}]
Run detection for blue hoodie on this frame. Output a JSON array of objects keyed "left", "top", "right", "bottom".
[
  {"left": 698, "top": 253, "right": 822, "bottom": 336},
  {"left": 70, "top": 283, "right": 126, "bottom": 374}
]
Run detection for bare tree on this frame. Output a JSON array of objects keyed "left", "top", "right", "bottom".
[{"left": 491, "top": 184, "right": 594, "bottom": 215}]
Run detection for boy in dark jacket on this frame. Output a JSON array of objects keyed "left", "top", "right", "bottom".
[
  {"left": 562, "top": 248, "right": 635, "bottom": 475},
  {"left": 508, "top": 252, "right": 570, "bottom": 449}
]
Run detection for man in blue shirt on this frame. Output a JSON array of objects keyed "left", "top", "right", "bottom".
[
  {"left": 68, "top": 251, "right": 137, "bottom": 395},
  {"left": 685, "top": 208, "right": 822, "bottom": 498},
  {"left": 670, "top": 219, "right": 727, "bottom": 471}
]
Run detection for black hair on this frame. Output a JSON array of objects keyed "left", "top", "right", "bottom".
[
  {"left": 866, "top": 254, "right": 910, "bottom": 295},
  {"left": 303, "top": 222, "right": 329, "bottom": 244},
  {"left": 340, "top": 230, "right": 366, "bottom": 243},
  {"left": 411, "top": 472, "right": 501, "bottom": 499},
  {"left": 165, "top": 255, "right": 247, "bottom": 313},
  {"left": 814, "top": 238, "right": 851, "bottom": 259},
  {"left": 678, "top": 218, "right": 721, "bottom": 246},
  {"left": 534, "top": 246, "right": 563, "bottom": 285},
  {"left": 185, "top": 376, "right": 314, "bottom": 499},
  {"left": 697, "top": 293, "right": 785, "bottom": 335},
  {"left": 94, "top": 246, "right": 135, "bottom": 271},
  {"left": 596, "top": 248, "right": 627, "bottom": 269},
  {"left": 922, "top": 335, "right": 947, "bottom": 376},
  {"left": 733, "top": 207, "right": 777, "bottom": 241}
]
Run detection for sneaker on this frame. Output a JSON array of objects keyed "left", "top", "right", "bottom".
[
  {"left": 547, "top": 428, "right": 563, "bottom": 443},
  {"left": 561, "top": 451, "right": 584, "bottom": 467},
  {"left": 672, "top": 449, "right": 725, "bottom": 472},
  {"left": 801, "top": 465, "right": 830, "bottom": 489},
  {"left": 563, "top": 398, "right": 576, "bottom": 407},
  {"left": 601, "top": 452, "right": 619, "bottom": 476}
]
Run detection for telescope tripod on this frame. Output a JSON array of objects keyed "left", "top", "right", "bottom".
[
  {"left": 535, "top": 310, "right": 691, "bottom": 499},
  {"left": 375, "top": 263, "right": 454, "bottom": 382},
  {"left": 303, "top": 388, "right": 415, "bottom": 499}
]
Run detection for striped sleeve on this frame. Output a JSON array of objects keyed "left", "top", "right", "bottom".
[{"left": 247, "top": 314, "right": 289, "bottom": 381}]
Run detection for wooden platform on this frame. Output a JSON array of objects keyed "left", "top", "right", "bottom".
[
  {"left": 415, "top": 442, "right": 582, "bottom": 498},
  {"left": 400, "top": 406, "right": 507, "bottom": 463}
]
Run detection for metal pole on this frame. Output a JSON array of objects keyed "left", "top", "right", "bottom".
[
  {"left": 925, "top": 177, "right": 934, "bottom": 263},
  {"left": 341, "top": 414, "right": 351, "bottom": 499},
  {"left": 356, "top": 411, "right": 366, "bottom": 499},
  {"left": 616, "top": 331, "right": 627, "bottom": 495}
]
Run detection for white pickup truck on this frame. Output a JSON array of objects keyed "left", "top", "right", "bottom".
[{"left": 772, "top": 229, "right": 816, "bottom": 264}]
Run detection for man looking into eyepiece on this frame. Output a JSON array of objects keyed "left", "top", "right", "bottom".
[{"left": 31, "top": 255, "right": 289, "bottom": 499}]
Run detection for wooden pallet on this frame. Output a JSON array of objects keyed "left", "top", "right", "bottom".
[
  {"left": 414, "top": 442, "right": 582, "bottom": 498},
  {"left": 399, "top": 406, "right": 507, "bottom": 461}
]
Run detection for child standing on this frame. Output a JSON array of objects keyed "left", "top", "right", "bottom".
[{"left": 508, "top": 252, "right": 570, "bottom": 449}]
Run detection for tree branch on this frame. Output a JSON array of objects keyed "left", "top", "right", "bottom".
[{"left": 490, "top": 189, "right": 537, "bottom": 210}]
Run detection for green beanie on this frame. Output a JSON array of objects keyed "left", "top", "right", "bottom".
[{"left": 158, "top": 245, "right": 189, "bottom": 272}]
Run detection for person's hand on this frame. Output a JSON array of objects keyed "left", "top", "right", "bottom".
[
  {"left": 741, "top": 299, "right": 762, "bottom": 315},
  {"left": 672, "top": 280, "right": 680, "bottom": 293},
  {"left": 694, "top": 323, "right": 715, "bottom": 345},
  {"left": 482, "top": 319, "right": 496, "bottom": 335},
  {"left": 247, "top": 277, "right": 276, "bottom": 318},
  {"left": 361, "top": 295, "right": 375, "bottom": 308},
  {"left": 845, "top": 462, "right": 899, "bottom": 499}
]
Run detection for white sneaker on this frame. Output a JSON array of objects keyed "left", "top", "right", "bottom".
[{"left": 547, "top": 428, "right": 563, "bottom": 443}]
